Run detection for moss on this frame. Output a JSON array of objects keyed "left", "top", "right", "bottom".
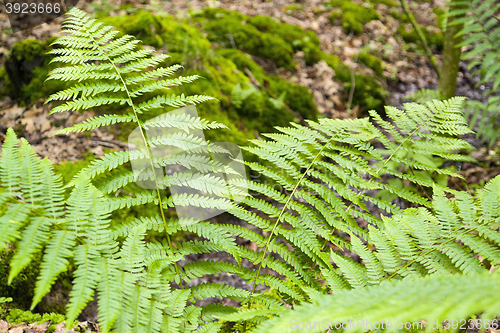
[
  {"left": 348, "top": 73, "right": 388, "bottom": 111},
  {"left": 358, "top": 51, "right": 384, "bottom": 76},
  {"left": 216, "top": 49, "right": 267, "bottom": 82},
  {"left": 5, "top": 308, "right": 64, "bottom": 332},
  {"left": 248, "top": 15, "right": 322, "bottom": 65},
  {"left": 320, "top": 51, "right": 350, "bottom": 82},
  {"left": 0, "top": 66, "right": 11, "bottom": 98},
  {"left": 369, "top": 0, "right": 397, "bottom": 6},
  {"left": 0, "top": 250, "right": 40, "bottom": 311},
  {"left": 389, "top": 7, "right": 410, "bottom": 22},
  {"left": 267, "top": 75, "right": 318, "bottom": 121},
  {"left": 194, "top": 8, "right": 323, "bottom": 68},
  {"left": 203, "top": 13, "right": 296, "bottom": 70},
  {"left": 98, "top": 10, "right": 318, "bottom": 134},
  {"left": 285, "top": 4, "right": 304, "bottom": 11},
  {"left": 100, "top": 12, "right": 214, "bottom": 66},
  {"left": 320, "top": 52, "right": 387, "bottom": 113},
  {"left": 327, "top": 0, "right": 379, "bottom": 35},
  {"left": 4, "top": 38, "right": 67, "bottom": 105},
  {"left": 398, "top": 24, "right": 444, "bottom": 51}
]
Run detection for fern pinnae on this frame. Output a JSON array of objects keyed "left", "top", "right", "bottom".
[{"left": 248, "top": 132, "right": 337, "bottom": 300}]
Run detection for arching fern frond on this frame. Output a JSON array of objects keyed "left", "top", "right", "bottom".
[{"left": 254, "top": 272, "right": 500, "bottom": 333}]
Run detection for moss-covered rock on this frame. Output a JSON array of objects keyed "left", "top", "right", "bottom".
[
  {"left": 320, "top": 52, "right": 351, "bottom": 82},
  {"left": 321, "top": 51, "right": 387, "bottom": 112},
  {"left": 370, "top": 0, "right": 397, "bottom": 6},
  {"left": 0, "top": 250, "right": 40, "bottom": 311},
  {"left": 99, "top": 12, "right": 318, "bottom": 143},
  {"left": 247, "top": 15, "right": 322, "bottom": 65},
  {"left": 192, "top": 8, "right": 324, "bottom": 69},
  {"left": 3, "top": 38, "right": 67, "bottom": 106},
  {"left": 348, "top": 73, "right": 388, "bottom": 111},
  {"left": 327, "top": 0, "right": 380, "bottom": 35},
  {"left": 219, "top": 48, "right": 318, "bottom": 121},
  {"left": 100, "top": 11, "right": 213, "bottom": 66},
  {"left": 201, "top": 13, "right": 296, "bottom": 70},
  {"left": 0, "top": 66, "right": 11, "bottom": 98}
]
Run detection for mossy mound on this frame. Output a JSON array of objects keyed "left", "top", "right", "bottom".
[
  {"left": 193, "top": 8, "right": 323, "bottom": 69},
  {"left": 0, "top": 66, "right": 10, "bottom": 99},
  {"left": 220, "top": 48, "right": 318, "bottom": 121},
  {"left": 99, "top": 11, "right": 318, "bottom": 145},
  {"left": 247, "top": 15, "right": 322, "bottom": 65},
  {"left": 370, "top": 0, "right": 397, "bottom": 6},
  {"left": 0, "top": 250, "right": 40, "bottom": 311},
  {"left": 327, "top": 0, "right": 380, "bottom": 35},
  {"left": 2, "top": 38, "right": 67, "bottom": 106},
  {"left": 99, "top": 11, "right": 214, "bottom": 67},
  {"left": 195, "top": 9, "right": 295, "bottom": 70},
  {"left": 321, "top": 51, "right": 387, "bottom": 112}
]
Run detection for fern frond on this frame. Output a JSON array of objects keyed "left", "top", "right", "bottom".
[
  {"left": 255, "top": 272, "right": 500, "bottom": 333},
  {"left": 32, "top": 230, "right": 75, "bottom": 309}
]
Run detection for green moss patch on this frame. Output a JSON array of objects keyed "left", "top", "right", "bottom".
[
  {"left": 327, "top": 0, "right": 380, "bottom": 35},
  {"left": 3, "top": 38, "right": 68, "bottom": 106},
  {"left": 193, "top": 8, "right": 323, "bottom": 69},
  {"left": 98, "top": 11, "right": 318, "bottom": 144},
  {"left": 358, "top": 51, "right": 384, "bottom": 76},
  {"left": 321, "top": 51, "right": 387, "bottom": 112}
]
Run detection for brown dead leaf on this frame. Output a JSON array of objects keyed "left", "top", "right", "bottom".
[
  {"left": 0, "top": 321, "right": 9, "bottom": 333},
  {"left": 21, "top": 118, "right": 36, "bottom": 134},
  {"left": 8, "top": 326, "right": 24, "bottom": 333},
  {"left": 40, "top": 120, "right": 51, "bottom": 133},
  {"left": 2, "top": 105, "right": 25, "bottom": 120}
]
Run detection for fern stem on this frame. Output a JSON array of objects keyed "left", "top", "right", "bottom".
[
  {"left": 90, "top": 37, "right": 184, "bottom": 288},
  {"left": 248, "top": 135, "right": 335, "bottom": 301}
]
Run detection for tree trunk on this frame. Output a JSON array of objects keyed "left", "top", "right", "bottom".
[{"left": 439, "top": 1, "right": 466, "bottom": 100}]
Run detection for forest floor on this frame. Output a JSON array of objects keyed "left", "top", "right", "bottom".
[{"left": 0, "top": 0, "right": 499, "bottom": 331}]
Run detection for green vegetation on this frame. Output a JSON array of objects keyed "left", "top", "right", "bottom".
[
  {"left": 0, "top": 250, "right": 40, "bottom": 311},
  {"left": 3, "top": 309, "right": 64, "bottom": 332},
  {"left": 358, "top": 50, "right": 384, "bottom": 76},
  {"left": 327, "top": 0, "right": 380, "bottom": 35},
  {"left": 3, "top": 38, "right": 67, "bottom": 106},
  {"left": 99, "top": 10, "right": 318, "bottom": 141},
  {"left": 2, "top": 9, "right": 499, "bottom": 333}
]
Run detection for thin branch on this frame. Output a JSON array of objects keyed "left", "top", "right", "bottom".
[
  {"left": 400, "top": 0, "right": 441, "bottom": 79},
  {"left": 347, "top": 53, "right": 359, "bottom": 114}
]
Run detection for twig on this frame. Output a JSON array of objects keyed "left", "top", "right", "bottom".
[
  {"left": 399, "top": 0, "right": 441, "bottom": 79},
  {"left": 347, "top": 53, "right": 359, "bottom": 114}
]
